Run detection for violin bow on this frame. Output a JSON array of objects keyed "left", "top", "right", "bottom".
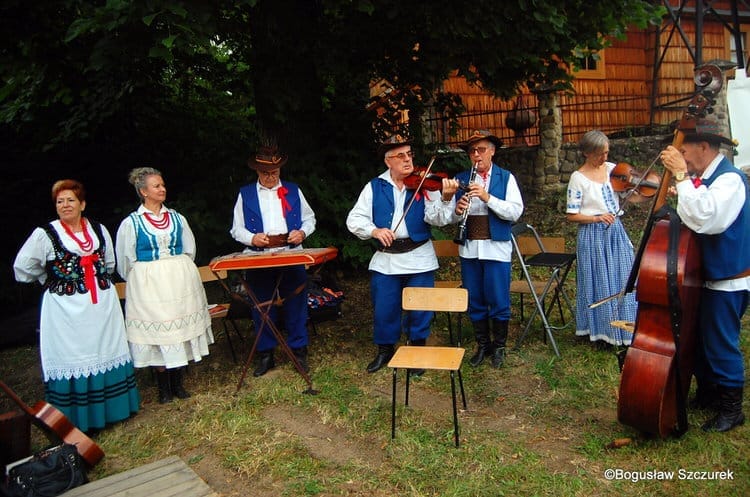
[
  {"left": 391, "top": 155, "right": 437, "bottom": 234},
  {"left": 616, "top": 156, "right": 662, "bottom": 211}
]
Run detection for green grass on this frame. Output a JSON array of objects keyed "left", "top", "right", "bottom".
[{"left": 2, "top": 197, "right": 748, "bottom": 496}]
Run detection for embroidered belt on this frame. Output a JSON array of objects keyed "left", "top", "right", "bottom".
[
  {"left": 466, "top": 215, "right": 491, "bottom": 240},
  {"left": 379, "top": 238, "right": 429, "bottom": 254},
  {"left": 267, "top": 234, "right": 289, "bottom": 248}
]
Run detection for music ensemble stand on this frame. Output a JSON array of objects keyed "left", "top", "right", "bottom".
[{"left": 209, "top": 247, "right": 338, "bottom": 394}]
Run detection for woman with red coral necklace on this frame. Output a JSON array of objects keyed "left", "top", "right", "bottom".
[
  {"left": 13, "top": 179, "right": 140, "bottom": 432},
  {"left": 116, "top": 167, "right": 213, "bottom": 404}
]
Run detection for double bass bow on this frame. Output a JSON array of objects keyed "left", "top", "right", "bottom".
[{"left": 616, "top": 63, "right": 723, "bottom": 438}]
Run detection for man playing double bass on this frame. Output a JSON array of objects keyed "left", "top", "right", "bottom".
[{"left": 660, "top": 118, "right": 750, "bottom": 433}]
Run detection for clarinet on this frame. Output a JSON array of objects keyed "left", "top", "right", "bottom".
[{"left": 453, "top": 161, "right": 480, "bottom": 245}]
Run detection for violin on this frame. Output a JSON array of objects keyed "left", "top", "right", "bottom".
[
  {"left": 610, "top": 162, "right": 661, "bottom": 203},
  {"left": 404, "top": 167, "right": 467, "bottom": 192}
]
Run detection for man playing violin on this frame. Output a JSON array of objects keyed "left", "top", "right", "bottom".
[
  {"left": 346, "top": 135, "right": 459, "bottom": 373},
  {"left": 448, "top": 130, "right": 524, "bottom": 368},
  {"left": 660, "top": 118, "right": 750, "bottom": 433},
  {"left": 230, "top": 144, "right": 317, "bottom": 376}
]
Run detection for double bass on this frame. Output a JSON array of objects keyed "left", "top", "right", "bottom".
[{"left": 617, "top": 64, "right": 724, "bottom": 438}]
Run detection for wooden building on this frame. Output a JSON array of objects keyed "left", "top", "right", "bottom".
[{"left": 424, "top": 0, "right": 750, "bottom": 147}]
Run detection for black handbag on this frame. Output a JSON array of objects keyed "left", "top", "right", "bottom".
[{"left": 5, "top": 444, "right": 87, "bottom": 497}]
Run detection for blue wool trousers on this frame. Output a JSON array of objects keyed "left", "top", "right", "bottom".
[
  {"left": 460, "top": 257, "right": 511, "bottom": 322},
  {"left": 245, "top": 265, "right": 309, "bottom": 352},
  {"left": 694, "top": 288, "right": 749, "bottom": 388},
  {"left": 370, "top": 270, "right": 435, "bottom": 345}
]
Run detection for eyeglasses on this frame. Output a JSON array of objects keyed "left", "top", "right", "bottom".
[
  {"left": 468, "top": 146, "right": 489, "bottom": 155},
  {"left": 386, "top": 150, "right": 415, "bottom": 161},
  {"left": 259, "top": 170, "right": 280, "bottom": 177}
]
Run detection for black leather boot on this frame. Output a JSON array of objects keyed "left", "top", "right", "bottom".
[
  {"left": 408, "top": 338, "right": 426, "bottom": 377},
  {"left": 253, "top": 350, "right": 275, "bottom": 377},
  {"left": 469, "top": 320, "right": 491, "bottom": 367},
  {"left": 702, "top": 386, "right": 745, "bottom": 432},
  {"left": 169, "top": 367, "right": 191, "bottom": 399},
  {"left": 292, "top": 346, "right": 310, "bottom": 373},
  {"left": 366, "top": 344, "right": 394, "bottom": 373},
  {"left": 491, "top": 320, "right": 509, "bottom": 368},
  {"left": 155, "top": 370, "right": 173, "bottom": 404},
  {"left": 690, "top": 379, "right": 719, "bottom": 410}
]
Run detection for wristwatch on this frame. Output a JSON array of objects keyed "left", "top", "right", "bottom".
[{"left": 674, "top": 170, "right": 687, "bottom": 182}]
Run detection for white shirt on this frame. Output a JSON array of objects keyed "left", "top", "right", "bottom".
[
  {"left": 115, "top": 204, "right": 197, "bottom": 280},
  {"left": 675, "top": 154, "right": 749, "bottom": 291},
  {"left": 445, "top": 165, "right": 524, "bottom": 262},
  {"left": 346, "top": 170, "right": 452, "bottom": 275},
  {"left": 230, "top": 180, "right": 316, "bottom": 251}
]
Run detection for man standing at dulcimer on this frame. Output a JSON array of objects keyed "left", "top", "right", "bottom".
[
  {"left": 660, "top": 118, "right": 750, "bottom": 433},
  {"left": 230, "top": 143, "right": 317, "bottom": 377},
  {"left": 346, "top": 135, "right": 459, "bottom": 373}
]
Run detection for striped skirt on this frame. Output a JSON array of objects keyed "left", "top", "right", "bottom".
[
  {"left": 574, "top": 220, "right": 637, "bottom": 346},
  {"left": 45, "top": 362, "right": 140, "bottom": 433}
]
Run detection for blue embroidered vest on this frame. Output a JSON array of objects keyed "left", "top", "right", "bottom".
[
  {"left": 455, "top": 164, "right": 512, "bottom": 241},
  {"left": 370, "top": 178, "right": 431, "bottom": 242},
  {"left": 239, "top": 181, "right": 303, "bottom": 251},
  {"left": 696, "top": 157, "right": 750, "bottom": 280},
  {"left": 43, "top": 221, "right": 111, "bottom": 295},
  {"left": 131, "top": 210, "right": 184, "bottom": 262}
]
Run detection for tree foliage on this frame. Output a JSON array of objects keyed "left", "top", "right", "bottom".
[{"left": 0, "top": 0, "right": 663, "bottom": 311}]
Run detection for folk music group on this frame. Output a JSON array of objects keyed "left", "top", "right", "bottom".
[{"left": 13, "top": 122, "right": 749, "bottom": 436}]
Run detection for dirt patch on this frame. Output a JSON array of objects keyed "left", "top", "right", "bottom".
[{"left": 263, "top": 405, "right": 386, "bottom": 468}]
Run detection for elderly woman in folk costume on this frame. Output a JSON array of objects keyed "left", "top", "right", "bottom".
[
  {"left": 14, "top": 179, "right": 140, "bottom": 432},
  {"left": 116, "top": 167, "right": 213, "bottom": 404}
]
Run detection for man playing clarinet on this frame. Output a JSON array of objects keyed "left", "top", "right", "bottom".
[{"left": 448, "top": 130, "right": 524, "bottom": 368}]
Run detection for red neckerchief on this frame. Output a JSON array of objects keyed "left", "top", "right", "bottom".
[
  {"left": 277, "top": 186, "right": 292, "bottom": 217},
  {"left": 79, "top": 254, "right": 100, "bottom": 304},
  {"left": 692, "top": 176, "right": 702, "bottom": 188}
]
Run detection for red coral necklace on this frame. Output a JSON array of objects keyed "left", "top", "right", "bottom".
[
  {"left": 144, "top": 211, "right": 170, "bottom": 230},
  {"left": 61, "top": 217, "right": 93, "bottom": 252}
]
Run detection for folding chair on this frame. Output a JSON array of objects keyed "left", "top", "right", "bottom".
[
  {"left": 510, "top": 223, "right": 576, "bottom": 357},
  {"left": 431, "top": 240, "right": 464, "bottom": 345},
  {"left": 388, "top": 287, "right": 468, "bottom": 447}
]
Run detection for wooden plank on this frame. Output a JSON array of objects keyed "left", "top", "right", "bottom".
[{"left": 61, "top": 456, "right": 217, "bottom": 497}]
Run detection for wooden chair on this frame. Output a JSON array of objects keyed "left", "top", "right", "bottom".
[
  {"left": 389, "top": 287, "right": 468, "bottom": 447},
  {"left": 509, "top": 223, "right": 576, "bottom": 357},
  {"left": 197, "top": 265, "right": 246, "bottom": 362},
  {"left": 431, "top": 240, "right": 463, "bottom": 344}
]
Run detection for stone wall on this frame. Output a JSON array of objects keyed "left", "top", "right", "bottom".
[{"left": 495, "top": 134, "right": 671, "bottom": 202}]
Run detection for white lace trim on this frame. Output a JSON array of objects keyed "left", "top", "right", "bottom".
[{"left": 44, "top": 353, "right": 133, "bottom": 382}]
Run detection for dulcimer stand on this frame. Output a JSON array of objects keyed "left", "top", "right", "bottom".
[{"left": 209, "top": 247, "right": 338, "bottom": 394}]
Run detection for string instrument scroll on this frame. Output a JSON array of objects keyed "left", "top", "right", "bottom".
[{"left": 616, "top": 63, "right": 723, "bottom": 438}]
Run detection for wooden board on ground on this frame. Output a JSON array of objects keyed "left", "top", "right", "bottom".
[{"left": 61, "top": 456, "right": 217, "bottom": 497}]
